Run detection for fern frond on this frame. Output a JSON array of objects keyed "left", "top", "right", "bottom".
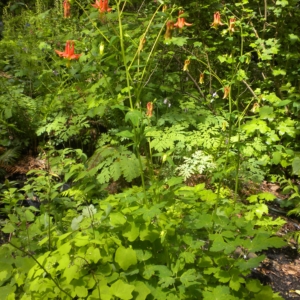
[{"left": 0, "top": 147, "right": 21, "bottom": 165}]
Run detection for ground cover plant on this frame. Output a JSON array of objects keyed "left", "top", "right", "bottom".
[{"left": 0, "top": 0, "right": 300, "bottom": 299}]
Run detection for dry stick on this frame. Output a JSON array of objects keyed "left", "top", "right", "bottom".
[
  {"left": 263, "top": 0, "right": 267, "bottom": 32},
  {"left": 242, "top": 80, "right": 259, "bottom": 100},
  {"left": 8, "top": 241, "right": 73, "bottom": 299}
]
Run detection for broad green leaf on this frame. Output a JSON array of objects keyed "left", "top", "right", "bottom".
[
  {"left": 115, "top": 246, "right": 137, "bottom": 270},
  {"left": 180, "top": 269, "right": 198, "bottom": 286},
  {"left": 110, "top": 212, "right": 127, "bottom": 227},
  {"left": 122, "top": 222, "right": 139, "bottom": 242},
  {"left": 158, "top": 276, "right": 175, "bottom": 288},
  {"left": 111, "top": 280, "right": 135, "bottom": 300},
  {"left": 135, "top": 249, "right": 152, "bottom": 262},
  {"left": 63, "top": 265, "right": 79, "bottom": 284},
  {"left": 125, "top": 110, "right": 142, "bottom": 127},
  {"left": 292, "top": 157, "right": 300, "bottom": 175},
  {"left": 86, "top": 246, "right": 101, "bottom": 263},
  {"left": 0, "top": 285, "right": 16, "bottom": 299},
  {"left": 75, "top": 285, "right": 88, "bottom": 298},
  {"left": 1, "top": 223, "right": 16, "bottom": 234},
  {"left": 259, "top": 106, "right": 274, "bottom": 120},
  {"left": 134, "top": 281, "right": 151, "bottom": 300}
]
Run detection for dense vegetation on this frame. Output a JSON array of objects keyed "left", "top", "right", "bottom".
[{"left": 0, "top": 0, "right": 300, "bottom": 299}]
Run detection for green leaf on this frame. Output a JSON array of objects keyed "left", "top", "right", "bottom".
[
  {"left": 75, "top": 285, "right": 88, "bottom": 298},
  {"left": 71, "top": 215, "right": 83, "bottom": 231},
  {"left": 169, "top": 37, "right": 188, "bottom": 46},
  {"left": 125, "top": 110, "right": 142, "bottom": 127},
  {"left": 1, "top": 223, "right": 16, "bottom": 234},
  {"left": 246, "top": 279, "right": 262, "bottom": 292},
  {"left": 180, "top": 252, "right": 195, "bottom": 264},
  {"left": 122, "top": 221, "right": 140, "bottom": 242},
  {"left": 274, "top": 99, "right": 291, "bottom": 107},
  {"left": 202, "top": 285, "right": 237, "bottom": 300},
  {"left": 272, "top": 152, "right": 282, "bottom": 165},
  {"left": 180, "top": 269, "right": 198, "bottom": 287},
  {"left": 134, "top": 281, "right": 151, "bottom": 300},
  {"left": 259, "top": 106, "right": 274, "bottom": 120},
  {"left": 135, "top": 249, "right": 152, "bottom": 262},
  {"left": 210, "top": 235, "right": 227, "bottom": 252},
  {"left": 110, "top": 212, "right": 127, "bottom": 227},
  {"left": 0, "top": 285, "right": 16, "bottom": 299},
  {"left": 86, "top": 246, "right": 101, "bottom": 263},
  {"left": 115, "top": 246, "right": 137, "bottom": 270},
  {"left": 292, "top": 157, "right": 300, "bottom": 176},
  {"left": 111, "top": 280, "right": 135, "bottom": 300},
  {"left": 158, "top": 276, "right": 175, "bottom": 288}
]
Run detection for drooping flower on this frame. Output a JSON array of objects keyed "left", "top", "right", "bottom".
[
  {"left": 146, "top": 102, "right": 154, "bottom": 117},
  {"left": 55, "top": 40, "right": 82, "bottom": 62},
  {"left": 251, "top": 103, "right": 260, "bottom": 113},
  {"left": 164, "top": 21, "right": 174, "bottom": 40},
  {"left": 91, "top": 0, "right": 112, "bottom": 13},
  {"left": 211, "top": 12, "right": 224, "bottom": 29},
  {"left": 183, "top": 59, "right": 190, "bottom": 71},
  {"left": 63, "top": 0, "right": 71, "bottom": 18},
  {"left": 199, "top": 73, "right": 204, "bottom": 84},
  {"left": 174, "top": 10, "right": 192, "bottom": 31},
  {"left": 162, "top": 5, "right": 168, "bottom": 12},
  {"left": 99, "top": 42, "right": 105, "bottom": 55},
  {"left": 138, "top": 37, "right": 146, "bottom": 52},
  {"left": 229, "top": 18, "right": 236, "bottom": 33},
  {"left": 223, "top": 86, "right": 230, "bottom": 99}
]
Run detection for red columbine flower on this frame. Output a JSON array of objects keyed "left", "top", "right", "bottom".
[
  {"left": 164, "top": 21, "right": 174, "bottom": 40},
  {"left": 223, "top": 86, "right": 230, "bottom": 99},
  {"left": 199, "top": 73, "right": 204, "bottom": 84},
  {"left": 229, "top": 18, "right": 236, "bottom": 33},
  {"left": 91, "top": 0, "right": 112, "bottom": 13},
  {"left": 63, "top": 0, "right": 71, "bottom": 18},
  {"left": 183, "top": 59, "right": 190, "bottom": 71},
  {"left": 211, "top": 12, "right": 224, "bottom": 29},
  {"left": 174, "top": 10, "right": 192, "bottom": 32},
  {"left": 146, "top": 102, "right": 154, "bottom": 117},
  {"left": 55, "top": 41, "right": 81, "bottom": 66}
]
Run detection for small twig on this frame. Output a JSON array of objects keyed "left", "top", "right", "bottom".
[{"left": 242, "top": 80, "right": 259, "bottom": 100}]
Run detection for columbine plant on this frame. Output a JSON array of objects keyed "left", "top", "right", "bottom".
[
  {"left": 174, "top": 10, "right": 192, "bottom": 32},
  {"left": 55, "top": 40, "right": 81, "bottom": 67}
]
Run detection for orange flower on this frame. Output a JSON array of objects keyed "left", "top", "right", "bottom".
[
  {"left": 251, "top": 103, "right": 260, "bottom": 113},
  {"left": 183, "top": 59, "right": 190, "bottom": 71},
  {"left": 223, "top": 86, "right": 230, "bottom": 99},
  {"left": 91, "top": 0, "right": 112, "bottom": 13},
  {"left": 164, "top": 21, "right": 174, "bottom": 40},
  {"left": 63, "top": 0, "right": 71, "bottom": 18},
  {"left": 229, "top": 18, "right": 236, "bottom": 33},
  {"left": 146, "top": 102, "right": 154, "bottom": 117},
  {"left": 199, "top": 73, "right": 204, "bottom": 84},
  {"left": 174, "top": 10, "right": 192, "bottom": 31},
  {"left": 55, "top": 40, "right": 81, "bottom": 60},
  {"left": 211, "top": 12, "right": 224, "bottom": 29}
]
